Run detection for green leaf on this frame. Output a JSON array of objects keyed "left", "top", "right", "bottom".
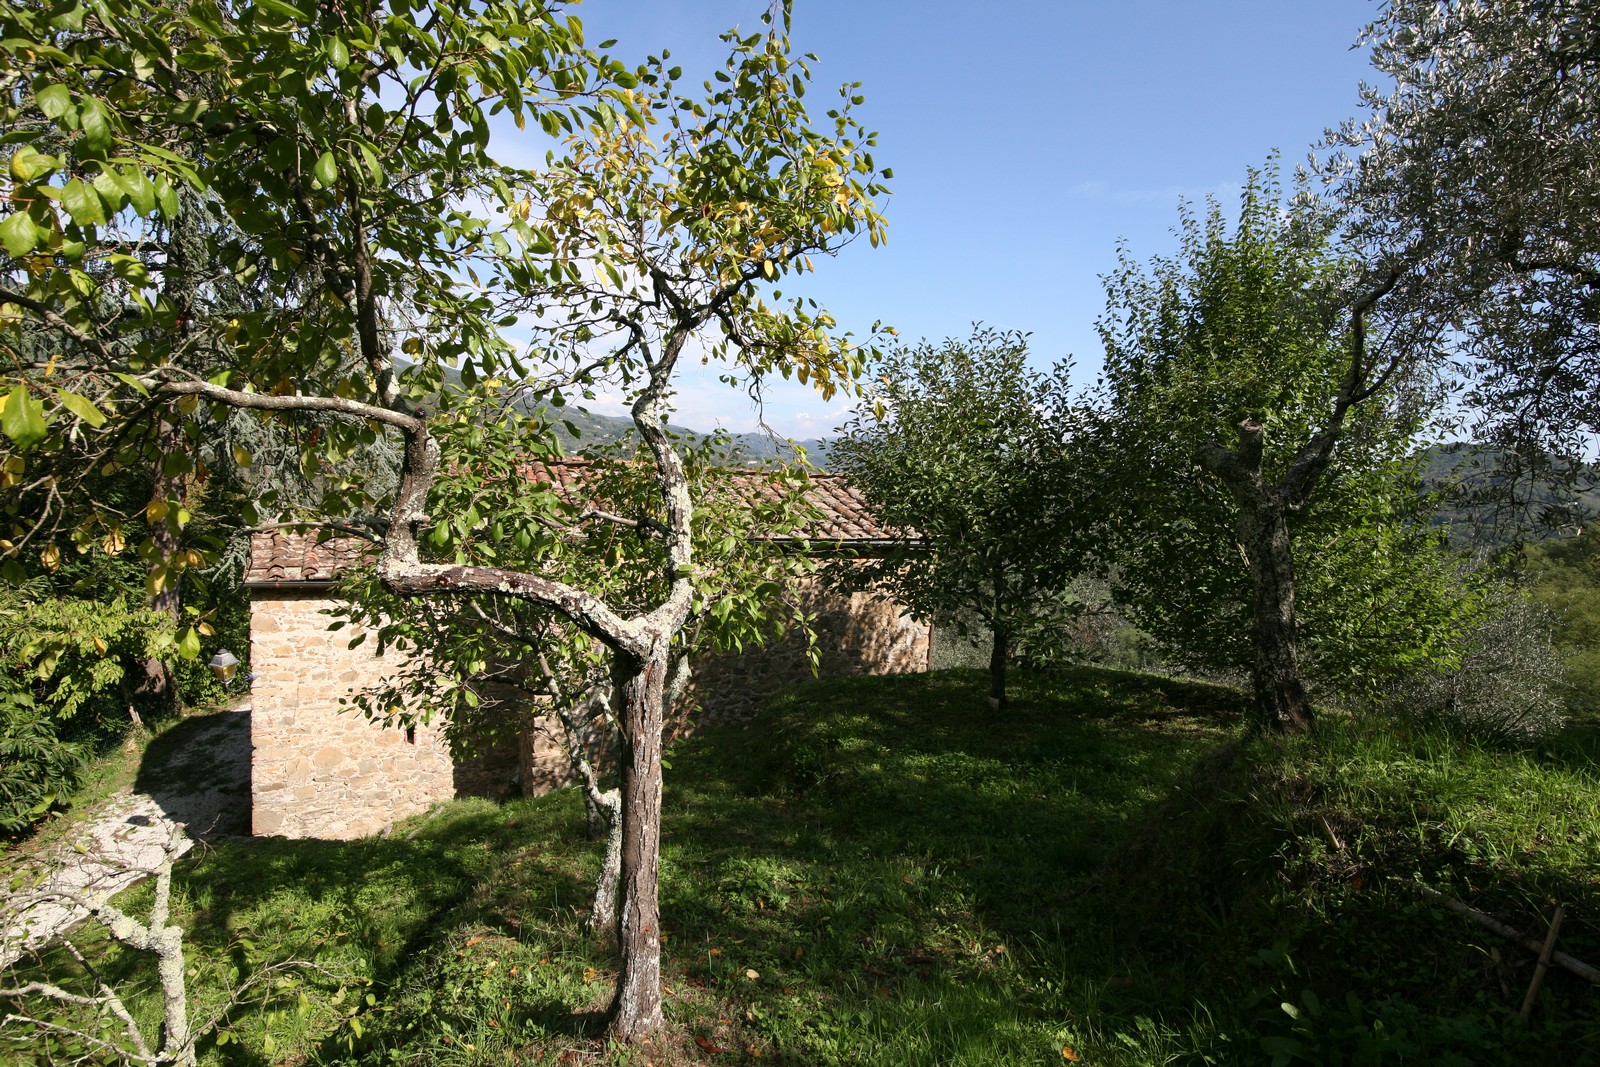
[
  {"left": 56, "top": 388, "right": 107, "bottom": 428},
  {"left": 177, "top": 626, "right": 201, "bottom": 660},
  {"left": 77, "top": 97, "right": 112, "bottom": 154},
  {"left": 108, "top": 253, "right": 151, "bottom": 286},
  {"left": 2, "top": 386, "right": 49, "bottom": 450},
  {"left": 0, "top": 212, "right": 39, "bottom": 257},
  {"left": 112, "top": 372, "right": 150, "bottom": 397},
  {"left": 62, "top": 178, "right": 105, "bottom": 226},
  {"left": 313, "top": 150, "right": 338, "bottom": 188},
  {"left": 9, "top": 145, "right": 58, "bottom": 181},
  {"left": 34, "top": 83, "right": 73, "bottom": 120},
  {"left": 155, "top": 177, "right": 179, "bottom": 220},
  {"left": 359, "top": 144, "right": 384, "bottom": 185},
  {"left": 328, "top": 36, "right": 350, "bottom": 70},
  {"left": 122, "top": 171, "right": 157, "bottom": 216}
]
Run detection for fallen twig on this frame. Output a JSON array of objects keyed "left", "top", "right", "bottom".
[
  {"left": 1413, "top": 884, "right": 1598, "bottom": 985},
  {"left": 1519, "top": 904, "right": 1566, "bottom": 1023}
]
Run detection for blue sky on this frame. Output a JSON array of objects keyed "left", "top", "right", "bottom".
[{"left": 550, "top": 0, "right": 1382, "bottom": 438}]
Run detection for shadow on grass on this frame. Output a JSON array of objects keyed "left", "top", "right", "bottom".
[
  {"left": 629, "top": 668, "right": 1250, "bottom": 1059},
  {"left": 644, "top": 669, "right": 1598, "bottom": 1065}
]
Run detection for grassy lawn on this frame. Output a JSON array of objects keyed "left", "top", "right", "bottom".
[{"left": 4, "top": 667, "right": 1599, "bottom": 1065}]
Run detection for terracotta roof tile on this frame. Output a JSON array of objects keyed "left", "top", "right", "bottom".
[
  {"left": 244, "top": 530, "right": 377, "bottom": 586},
  {"left": 245, "top": 460, "right": 896, "bottom": 586}
]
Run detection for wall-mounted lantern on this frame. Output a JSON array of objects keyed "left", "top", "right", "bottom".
[{"left": 208, "top": 650, "right": 240, "bottom": 683}]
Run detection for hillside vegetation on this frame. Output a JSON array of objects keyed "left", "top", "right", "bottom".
[{"left": 7, "top": 669, "right": 1597, "bottom": 1065}]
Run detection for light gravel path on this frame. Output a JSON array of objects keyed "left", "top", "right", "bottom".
[{"left": 1, "top": 703, "right": 252, "bottom": 968}]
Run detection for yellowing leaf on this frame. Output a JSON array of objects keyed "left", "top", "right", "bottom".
[
  {"left": 38, "top": 544, "right": 59, "bottom": 572},
  {"left": 9, "top": 145, "right": 57, "bottom": 182},
  {"left": 146, "top": 497, "right": 169, "bottom": 523}
]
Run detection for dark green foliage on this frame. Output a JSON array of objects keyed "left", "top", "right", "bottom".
[
  {"left": 0, "top": 464, "right": 249, "bottom": 835},
  {"left": 1090, "top": 169, "right": 1476, "bottom": 699},
  {"left": 833, "top": 328, "right": 1096, "bottom": 707},
  {"left": 0, "top": 690, "right": 87, "bottom": 835}
]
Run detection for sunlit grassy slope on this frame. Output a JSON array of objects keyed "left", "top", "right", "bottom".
[{"left": 7, "top": 667, "right": 1599, "bottom": 1065}]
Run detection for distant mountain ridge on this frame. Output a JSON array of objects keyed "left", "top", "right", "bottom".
[
  {"left": 1417, "top": 442, "right": 1600, "bottom": 541},
  {"left": 429, "top": 361, "right": 834, "bottom": 466},
  {"left": 540, "top": 401, "right": 834, "bottom": 467}
]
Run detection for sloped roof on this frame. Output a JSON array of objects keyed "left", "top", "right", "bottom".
[
  {"left": 245, "top": 530, "right": 377, "bottom": 586},
  {"left": 245, "top": 461, "right": 895, "bottom": 587}
]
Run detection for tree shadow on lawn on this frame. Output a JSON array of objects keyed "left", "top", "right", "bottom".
[
  {"left": 651, "top": 671, "right": 1600, "bottom": 1063},
  {"left": 674, "top": 667, "right": 1245, "bottom": 925},
  {"left": 646, "top": 668, "right": 1248, "bottom": 1054},
  {"left": 164, "top": 799, "right": 599, "bottom": 1059}
]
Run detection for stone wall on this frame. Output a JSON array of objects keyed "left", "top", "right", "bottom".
[
  {"left": 249, "top": 590, "right": 519, "bottom": 840},
  {"left": 248, "top": 574, "right": 929, "bottom": 839},
  {"left": 684, "top": 578, "right": 932, "bottom": 732}
]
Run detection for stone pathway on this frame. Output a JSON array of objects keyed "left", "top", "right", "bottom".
[{"left": 0, "top": 703, "right": 251, "bottom": 968}]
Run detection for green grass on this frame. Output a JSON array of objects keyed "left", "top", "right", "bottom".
[{"left": 4, "top": 668, "right": 1599, "bottom": 1065}]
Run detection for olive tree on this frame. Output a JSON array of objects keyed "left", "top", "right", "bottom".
[
  {"left": 1094, "top": 169, "right": 1467, "bottom": 732},
  {"left": 1328, "top": 0, "right": 1600, "bottom": 470}
]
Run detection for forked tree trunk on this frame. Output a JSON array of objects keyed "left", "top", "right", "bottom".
[
  {"left": 1238, "top": 501, "right": 1314, "bottom": 733},
  {"left": 1200, "top": 419, "right": 1320, "bottom": 735},
  {"left": 608, "top": 646, "right": 669, "bottom": 1040}
]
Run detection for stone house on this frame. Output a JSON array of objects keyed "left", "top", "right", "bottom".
[{"left": 244, "top": 464, "right": 930, "bottom": 839}]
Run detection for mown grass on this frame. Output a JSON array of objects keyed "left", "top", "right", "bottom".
[{"left": 4, "top": 668, "right": 1599, "bottom": 1066}]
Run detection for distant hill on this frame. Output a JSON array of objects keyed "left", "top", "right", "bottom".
[
  {"left": 1417, "top": 442, "right": 1600, "bottom": 543},
  {"left": 428, "top": 362, "right": 833, "bottom": 466},
  {"left": 538, "top": 402, "right": 833, "bottom": 467}
]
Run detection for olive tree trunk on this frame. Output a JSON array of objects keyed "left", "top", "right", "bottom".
[
  {"left": 1200, "top": 420, "right": 1319, "bottom": 734},
  {"left": 1237, "top": 500, "right": 1314, "bottom": 732}
]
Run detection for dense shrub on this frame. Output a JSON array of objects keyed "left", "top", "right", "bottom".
[
  {"left": 1526, "top": 526, "right": 1600, "bottom": 720},
  {"left": 0, "top": 690, "right": 89, "bottom": 835},
  {"left": 1379, "top": 586, "right": 1567, "bottom": 736},
  {"left": 0, "top": 584, "right": 179, "bottom": 833}
]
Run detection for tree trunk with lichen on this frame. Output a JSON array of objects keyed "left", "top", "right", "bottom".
[
  {"left": 607, "top": 645, "right": 669, "bottom": 1039},
  {"left": 1236, "top": 499, "right": 1314, "bottom": 733},
  {"left": 1200, "top": 419, "right": 1318, "bottom": 735}
]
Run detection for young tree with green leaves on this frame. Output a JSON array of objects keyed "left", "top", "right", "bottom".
[
  {"left": 1, "top": 0, "right": 888, "bottom": 1041},
  {"left": 832, "top": 328, "right": 1093, "bottom": 711},
  {"left": 1093, "top": 169, "right": 1463, "bottom": 732}
]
